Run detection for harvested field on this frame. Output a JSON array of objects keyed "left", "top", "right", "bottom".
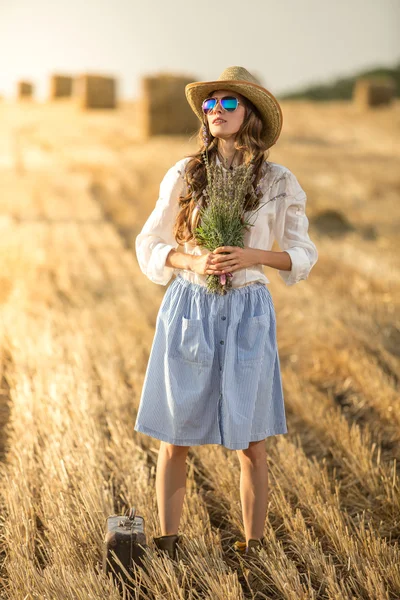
[{"left": 0, "top": 97, "right": 399, "bottom": 599}]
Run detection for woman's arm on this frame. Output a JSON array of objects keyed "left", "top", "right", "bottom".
[
  {"left": 249, "top": 248, "right": 293, "bottom": 272},
  {"left": 135, "top": 159, "right": 188, "bottom": 285},
  {"left": 269, "top": 169, "right": 319, "bottom": 285},
  {"left": 165, "top": 248, "right": 193, "bottom": 271}
]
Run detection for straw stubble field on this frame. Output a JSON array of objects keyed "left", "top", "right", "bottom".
[{"left": 0, "top": 98, "right": 399, "bottom": 599}]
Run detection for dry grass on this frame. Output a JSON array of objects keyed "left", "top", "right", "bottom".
[{"left": 0, "top": 98, "right": 399, "bottom": 599}]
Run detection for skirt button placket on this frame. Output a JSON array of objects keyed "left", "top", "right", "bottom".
[{"left": 217, "top": 301, "right": 228, "bottom": 445}]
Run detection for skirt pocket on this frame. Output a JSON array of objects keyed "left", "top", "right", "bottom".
[
  {"left": 170, "top": 316, "right": 213, "bottom": 366},
  {"left": 237, "top": 313, "right": 270, "bottom": 364}
]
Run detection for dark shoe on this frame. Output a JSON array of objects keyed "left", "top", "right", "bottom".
[
  {"left": 245, "top": 537, "right": 264, "bottom": 556},
  {"left": 153, "top": 534, "right": 180, "bottom": 561}
]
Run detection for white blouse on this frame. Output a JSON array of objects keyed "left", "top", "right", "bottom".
[{"left": 135, "top": 154, "right": 318, "bottom": 288}]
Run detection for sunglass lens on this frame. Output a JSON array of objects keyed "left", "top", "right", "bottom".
[
  {"left": 202, "top": 98, "right": 216, "bottom": 113},
  {"left": 221, "top": 97, "right": 238, "bottom": 111}
]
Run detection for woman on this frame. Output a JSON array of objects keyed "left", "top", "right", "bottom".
[{"left": 134, "top": 66, "right": 318, "bottom": 560}]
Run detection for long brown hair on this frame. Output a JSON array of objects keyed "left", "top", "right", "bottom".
[{"left": 174, "top": 91, "right": 271, "bottom": 246}]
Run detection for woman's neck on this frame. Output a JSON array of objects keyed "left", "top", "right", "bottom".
[{"left": 216, "top": 141, "right": 243, "bottom": 168}]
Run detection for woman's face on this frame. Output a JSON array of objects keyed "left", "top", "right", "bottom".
[{"left": 205, "top": 89, "right": 247, "bottom": 141}]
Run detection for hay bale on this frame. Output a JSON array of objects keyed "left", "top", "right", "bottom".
[
  {"left": 353, "top": 76, "right": 396, "bottom": 108},
  {"left": 138, "top": 72, "right": 198, "bottom": 137},
  {"left": 17, "top": 81, "right": 34, "bottom": 98},
  {"left": 74, "top": 74, "right": 117, "bottom": 109},
  {"left": 49, "top": 74, "right": 73, "bottom": 99}
]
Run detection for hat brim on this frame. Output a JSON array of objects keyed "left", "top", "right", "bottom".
[{"left": 185, "top": 79, "right": 283, "bottom": 148}]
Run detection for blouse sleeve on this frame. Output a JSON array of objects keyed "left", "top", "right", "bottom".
[
  {"left": 135, "top": 160, "right": 186, "bottom": 286},
  {"left": 272, "top": 169, "right": 318, "bottom": 286}
]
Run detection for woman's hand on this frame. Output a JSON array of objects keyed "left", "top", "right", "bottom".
[
  {"left": 190, "top": 252, "right": 227, "bottom": 276},
  {"left": 210, "top": 246, "right": 260, "bottom": 273},
  {"left": 190, "top": 247, "right": 260, "bottom": 276}
]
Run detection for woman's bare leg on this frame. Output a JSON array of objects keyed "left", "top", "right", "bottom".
[
  {"left": 155, "top": 441, "right": 190, "bottom": 535},
  {"left": 236, "top": 439, "right": 269, "bottom": 543}
]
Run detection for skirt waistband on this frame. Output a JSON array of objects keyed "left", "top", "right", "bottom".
[{"left": 175, "top": 273, "right": 267, "bottom": 295}]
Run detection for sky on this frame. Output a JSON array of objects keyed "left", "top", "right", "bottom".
[{"left": 0, "top": 0, "right": 399, "bottom": 102}]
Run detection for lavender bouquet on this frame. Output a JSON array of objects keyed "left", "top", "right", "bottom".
[{"left": 193, "top": 150, "right": 268, "bottom": 295}]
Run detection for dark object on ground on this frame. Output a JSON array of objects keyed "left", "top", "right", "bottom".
[
  {"left": 103, "top": 506, "right": 148, "bottom": 595},
  {"left": 312, "top": 209, "right": 355, "bottom": 237}
]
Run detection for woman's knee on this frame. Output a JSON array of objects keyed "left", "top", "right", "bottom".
[
  {"left": 160, "top": 441, "right": 191, "bottom": 457},
  {"left": 236, "top": 439, "right": 267, "bottom": 464}
]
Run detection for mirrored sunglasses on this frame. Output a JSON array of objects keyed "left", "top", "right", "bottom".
[{"left": 201, "top": 96, "right": 241, "bottom": 114}]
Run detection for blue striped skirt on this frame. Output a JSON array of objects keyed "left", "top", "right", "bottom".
[{"left": 134, "top": 273, "right": 288, "bottom": 450}]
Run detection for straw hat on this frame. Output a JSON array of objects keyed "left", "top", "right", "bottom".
[{"left": 185, "top": 66, "right": 283, "bottom": 149}]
